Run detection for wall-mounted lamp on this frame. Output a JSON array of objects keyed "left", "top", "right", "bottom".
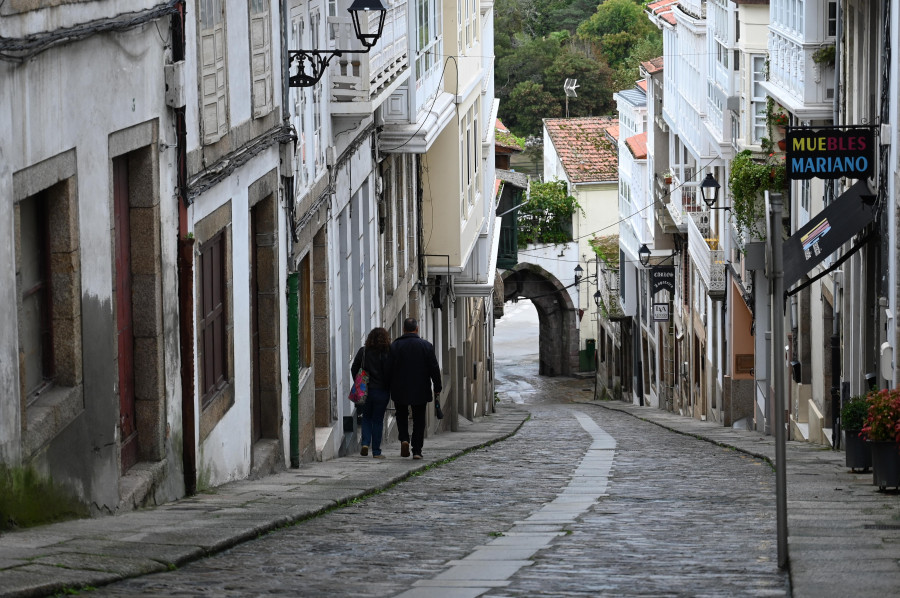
[
  {"left": 701, "top": 172, "right": 730, "bottom": 210},
  {"left": 593, "top": 289, "right": 602, "bottom": 308},
  {"left": 638, "top": 243, "right": 651, "bottom": 267},
  {"left": 574, "top": 264, "right": 583, "bottom": 284},
  {"left": 288, "top": 0, "right": 387, "bottom": 87}
]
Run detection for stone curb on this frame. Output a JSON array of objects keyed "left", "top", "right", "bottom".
[{"left": 0, "top": 405, "right": 530, "bottom": 598}]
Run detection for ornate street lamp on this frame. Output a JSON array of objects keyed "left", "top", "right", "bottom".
[
  {"left": 700, "top": 172, "right": 721, "bottom": 208},
  {"left": 638, "top": 243, "right": 651, "bottom": 267},
  {"left": 593, "top": 289, "right": 602, "bottom": 308},
  {"left": 574, "top": 264, "right": 583, "bottom": 284},
  {"left": 288, "top": 0, "right": 387, "bottom": 87}
]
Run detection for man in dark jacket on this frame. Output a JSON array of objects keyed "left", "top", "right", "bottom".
[{"left": 390, "top": 317, "right": 442, "bottom": 459}]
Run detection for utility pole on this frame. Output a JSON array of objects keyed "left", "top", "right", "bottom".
[{"left": 770, "top": 193, "right": 789, "bottom": 570}]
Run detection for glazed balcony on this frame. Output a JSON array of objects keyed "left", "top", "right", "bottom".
[
  {"left": 687, "top": 210, "right": 727, "bottom": 299},
  {"left": 327, "top": 4, "right": 409, "bottom": 115},
  {"left": 765, "top": 28, "right": 834, "bottom": 116}
]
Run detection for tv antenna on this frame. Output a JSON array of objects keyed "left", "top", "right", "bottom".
[{"left": 564, "top": 78, "right": 579, "bottom": 117}]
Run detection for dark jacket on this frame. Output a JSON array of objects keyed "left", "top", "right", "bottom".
[
  {"left": 350, "top": 346, "right": 392, "bottom": 392},
  {"left": 389, "top": 333, "right": 442, "bottom": 406}
]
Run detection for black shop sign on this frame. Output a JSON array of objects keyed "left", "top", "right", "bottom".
[
  {"left": 785, "top": 127, "right": 875, "bottom": 180},
  {"left": 651, "top": 266, "right": 675, "bottom": 295}
]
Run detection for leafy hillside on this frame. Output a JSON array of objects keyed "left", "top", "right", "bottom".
[{"left": 495, "top": 0, "right": 662, "bottom": 138}]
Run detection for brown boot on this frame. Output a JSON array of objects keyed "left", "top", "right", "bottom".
[{"left": 400, "top": 441, "right": 410, "bottom": 458}]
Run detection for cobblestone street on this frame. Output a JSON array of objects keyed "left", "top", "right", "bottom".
[
  {"left": 90, "top": 303, "right": 788, "bottom": 597},
  {"left": 91, "top": 389, "right": 786, "bottom": 597}
]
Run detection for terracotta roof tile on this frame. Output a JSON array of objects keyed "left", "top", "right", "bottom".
[
  {"left": 637, "top": 80, "right": 648, "bottom": 92},
  {"left": 544, "top": 117, "right": 619, "bottom": 184},
  {"left": 496, "top": 118, "right": 509, "bottom": 133},
  {"left": 625, "top": 132, "right": 648, "bottom": 159},
  {"left": 605, "top": 125, "right": 620, "bottom": 142},
  {"left": 647, "top": 0, "right": 677, "bottom": 13},
  {"left": 640, "top": 56, "right": 664, "bottom": 74}
]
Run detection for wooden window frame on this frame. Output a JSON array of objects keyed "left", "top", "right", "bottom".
[{"left": 199, "top": 230, "right": 228, "bottom": 405}]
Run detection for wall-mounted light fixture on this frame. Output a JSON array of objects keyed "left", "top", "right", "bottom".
[
  {"left": 638, "top": 243, "right": 651, "bottom": 267},
  {"left": 700, "top": 172, "right": 731, "bottom": 211},
  {"left": 574, "top": 264, "right": 583, "bottom": 284},
  {"left": 593, "top": 289, "right": 602, "bottom": 308},
  {"left": 288, "top": 0, "right": 387, "bottom": 87}
]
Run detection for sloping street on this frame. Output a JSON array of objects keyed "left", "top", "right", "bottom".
[{"left": 85, "top": 302, "right": 787, "bottom": 597}]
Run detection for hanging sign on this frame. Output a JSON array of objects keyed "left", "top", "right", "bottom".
[
  {"left": 651, "top": 266, "right": 675, "bottom": 295},
  {"left": 652, "top": 302, "right": 670, "bottom": 322},
  {"left": 785, "top": 127, "right": 875, "bottom": 180},
  {"left": 783, "top": 179, "right": 875, "bottom": 288}
]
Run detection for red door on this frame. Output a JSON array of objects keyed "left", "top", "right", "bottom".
[{"left": 114, "top": 157, "right": 138, "bottom": 473}]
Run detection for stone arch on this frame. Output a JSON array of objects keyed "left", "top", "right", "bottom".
[{"left": 502, "top": 263, "right": 579, "bottom": 377}]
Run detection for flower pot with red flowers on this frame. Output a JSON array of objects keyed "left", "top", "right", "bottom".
[
  {"left": 841, "top": 395, "right": 871, "bottom": 472},
  {"left": 861, "top": 388, "right": 900, "bottom": 490}
]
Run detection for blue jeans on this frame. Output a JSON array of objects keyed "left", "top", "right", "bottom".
[{"left": 361, "top": 388, "right": 390, "bottom": 455}]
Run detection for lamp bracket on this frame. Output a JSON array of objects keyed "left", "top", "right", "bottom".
[{"left": 289, "top": 48, "right": 372, "bottom": 87}]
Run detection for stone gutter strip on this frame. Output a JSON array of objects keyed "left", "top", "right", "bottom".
[{"left": 0, "top": 405, "right": 529, "bottom": 598}]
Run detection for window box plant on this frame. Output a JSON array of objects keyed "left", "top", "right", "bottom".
[
  {"left": 841, "top": 395, "right": 871, "bottom": 472},
  {"left": 861, "top": 388, "right": 900, "bottom": 490},
  {"left": 812, "top": 44, "right": 836, "bottom": 68}
]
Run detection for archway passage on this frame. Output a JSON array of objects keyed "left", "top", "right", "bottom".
[{"left": 501, "top": 263, "right": 579, "bottom": 377}]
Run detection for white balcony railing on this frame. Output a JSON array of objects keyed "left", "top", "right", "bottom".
[
  {"left": 687, "top": 211, "right": 726, "bottom": 297},
  {"left": 327, "top": 5, "right": 408, "bottom": 109},
  {"left": 767, "top": 28, "right": 833, "bottom": 108}
]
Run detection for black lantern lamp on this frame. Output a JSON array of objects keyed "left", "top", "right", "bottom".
[
  {"left": 593, "top": 289, "right": 602, "bottom": 308},
  {"left": 700, "top": 172, "right": 721, "bottom": 208},
  {"left": 289, "top": 0, "right": 388, "bottom": 87},
  {"left": 638, "top": 243, "right": 651, "bottom": 267},
  {"left": 574, "top": 264, "right": 583, "bottom": 284},
  {"left": 350, "top": 0, "right": 388, "bottom": 49}
]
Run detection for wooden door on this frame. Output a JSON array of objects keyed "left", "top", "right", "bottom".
[
  {"left": 114, "top": 157, "right": 138, "bottom": 473},
  {"left": 250, "top": 205, "right": 261, "bottom": 442}
]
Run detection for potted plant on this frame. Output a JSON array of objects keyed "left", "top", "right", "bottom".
[
  {"left": 842, "top": 395, "right": 871, "bottom": 472},
  {"left": 861, "top": 388, "right": 900, "bottom": 490},
  {"left": 727, "top": 149, "right": 786, "bottom": 240},
  {"left": 662, "top": 169, "right": 673, "bottom": 185},
  {"left": 812, "top": 44, "right": 836, "bottom": 68}
]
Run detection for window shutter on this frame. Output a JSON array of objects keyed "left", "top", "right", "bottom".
[
  {"left": 250, "top": 7, "right": 272, "bottom": 118},
  {"left": 201, "top": 1, "right": 228, "bottom": 144}
]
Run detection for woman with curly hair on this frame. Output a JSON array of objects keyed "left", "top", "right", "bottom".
[{"left": 350, "top": 327, "right": 393, "bottom": 458}]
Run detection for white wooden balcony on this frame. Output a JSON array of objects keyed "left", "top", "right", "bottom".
[
  {"left": 327, "top": 4, "right": 408, "bottom": 115},
  {"left": 765, "top": 27, "right": 834, "bottom": 116},
  {"left": 687, "top": 210, "right": 727, "bottom": 299}
]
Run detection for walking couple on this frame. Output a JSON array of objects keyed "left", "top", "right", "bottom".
[{"left": 350, "top": 318, "right": 442, "bottom": 460}]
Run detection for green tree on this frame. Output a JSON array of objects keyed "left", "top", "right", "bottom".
[
  {"left": 577, "top": 0, "right": 657, "bottom": 69},
  {"left": 611, "top": 34, "right": 664, "bottom": 90},
  {"left": 518, "top": 180, "right": 582, "bottom": 245},
  {"left": 544, "top": 44, "right": 615, "bottom": 118},
  {"left": 505, "top": 81, "right": 563, "bottom": 136},
  {"left": 496, "top": 34, "right": 562, "bottom": 101}
]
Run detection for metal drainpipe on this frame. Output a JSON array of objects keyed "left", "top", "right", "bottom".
[
  {"left": 171, "top": 0, "right": 197, "bottom": 496},
  {"left": 831, "top": 1, "right": 843, "bottom": 449},
  {"left": 281, "top": 0, "right": 299, "bottom": 466},
  {"left": 288, "top": 273, "right": 300, "bottom": 467}
]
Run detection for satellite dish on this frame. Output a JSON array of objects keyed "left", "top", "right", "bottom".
[{"left": 564, "top": 78, "right": 579, "bottom": 98}]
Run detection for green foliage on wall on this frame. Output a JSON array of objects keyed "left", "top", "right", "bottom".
[
  {"left": 517, "top": 181, "right": 581, "bottom": 245},
  {"left": 728, "top": 150, "right": 786, "bottom": 240}
]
